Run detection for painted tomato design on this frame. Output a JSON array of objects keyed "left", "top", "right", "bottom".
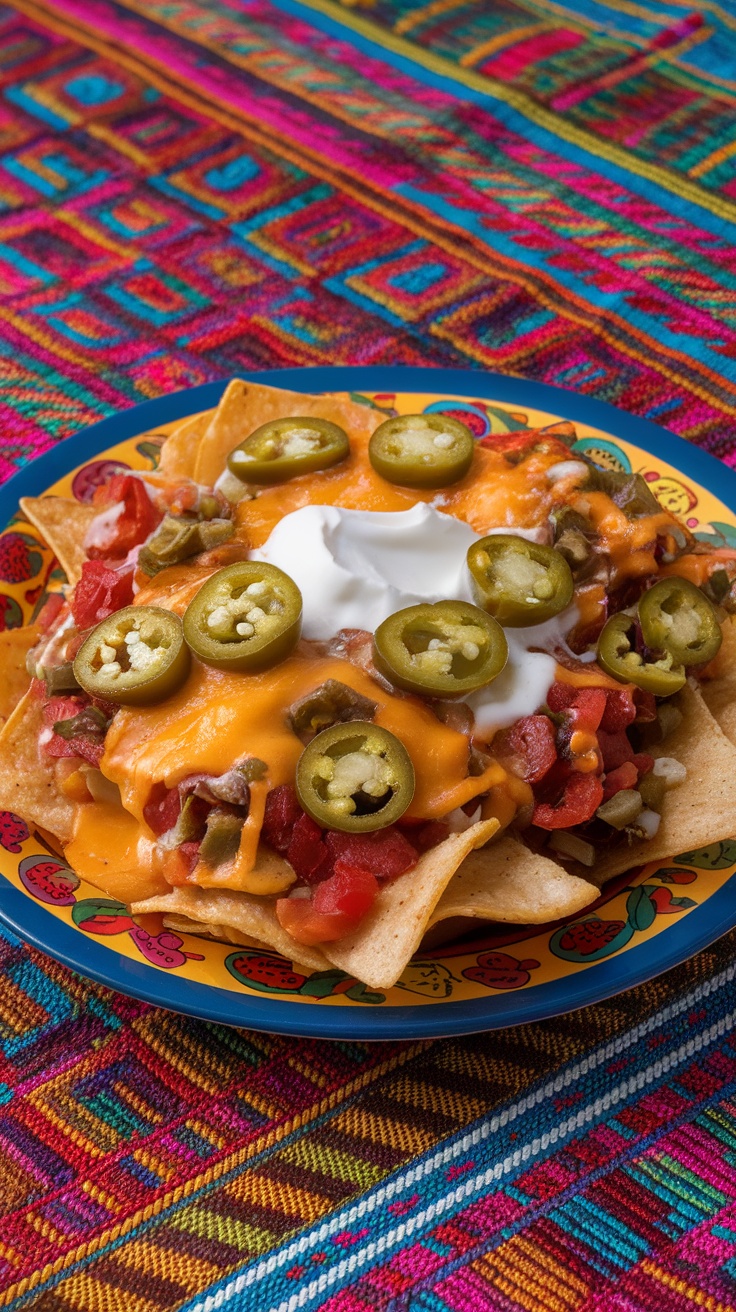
[
  {"left": 19, "top": 856, "right": 79, "bottom": 905},
  {"left": 647, "top": 887, "right": 695, "bottom": 915},
  {"left": 72, "top": 459, "right": 131, "bottom": 503},
  {"left": 654, "top": 866, "right": 697, "bottom": 884},
  {"left": 557, "top": 919, "right": 626, "bottom": 955},
  {"left": 0, "top": 812, "right": 29, "bottom": 853},
  {"left": 0, "top": 532, "right": 43, "bottom": 584},
  {"left": 462, "top": 951, "right": 540, "bottom": 990},
  {"left": 71, "top": 897, "right": 132, "bottom": 931},
  {"left": 227, "top": 950, "right": 308, "bottom": 992}
]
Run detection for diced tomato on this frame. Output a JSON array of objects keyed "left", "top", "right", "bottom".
[
  {"left": 287, "top": 813, "right": 331, "bottom": 883},
  {"left": 504, "top": 714, "right": 557, "bottom": 783},
  {"left": 600, "top": 687, "right": 637, "bottom": 732},
  {"left": 410, "top": 819, "right": 450, "bottom": 853},
  {"left": 478, "top": 431, "right": 572, "bottom": 462},
  {"left": 35, "top": 593, "right": 65, "bottom": 633},
  {"left": 277, "top": 864, "right": 379, "bottom": 945},
  {"left": 633, "top": 752, "right": 654, "bottom": 779},
  {"left": 262, "top": 785, "right": 302, "bottom": 855},
  {"left": 602, "top": 761, "right": 638, "bottom": 801},
  {"left": 71, "top": 560, "right": 134, "bottom": 629},
  {"left": 570, "top": 688, "right": 607, "bottom": 734},
  {"left": 88, "top": 474, "right": 162, "bottom": 560},
  {"left": 143, "top": 783, "right": 181, "bottom": 836},
  {"left": 166, "top": 842, "right": 201, "bottom": 884},
  {"left": 275, "top": 901, "right": 343, "bottom": 946},
  {"left": 598, "top": 729, "right": 635, "bottom": 772},
  {"left": 43, "top": 695, "right": 85, "bottom": 726},
  {"left": 547, "top": 682, "right": 576, "bottom": 713},
  {"left": 45, "top": 730, "right": 104, "bottom": 767},
  {"left": 533, "top": 772, "right": 604, "bottom": 829},
  {"left": 324, "top": 829, "right": 418, "bottom": 880},
  {"left": 317, "top": 862, "right": 378, "bottom": 916},
  {"left": 180, "top": 842, "right": 200, "bottom": 874},
  {"left": 43, "top": 697, "right": 106, "bottom": 767}
]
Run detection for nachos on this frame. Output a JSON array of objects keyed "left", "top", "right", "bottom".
[{"left": 3, "top": 378, "right": 736, "bottom": 991}]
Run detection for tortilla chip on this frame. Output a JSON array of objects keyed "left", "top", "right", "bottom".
[
  {"left": 321, "top": 819, "right": 499, "bottom": 990},
  {"left": 588, "top": 680, "right": 736, "bottom": 883},
  {"left": 0, "top": 624, "right": 37, "bottom": 726},
  {"left": 0, "top": 688, "right": 77, "bottom": 841},
  {"left": 429, "top": 834, "right": 598, "bottom": 927},
  {"left": 20, "top": 497, "right": 97, "bottom": 586},
  {"left": 162, "top": 914, "right": 265, "bottom": 950},
  {"left": 131, "top": 884, "right": 331, "bottom": 975},
  {"left": 134, "top": 823, "right": 504, "bottom": 989},
  {"left": 156, "top": 408, "right": 215, "bottom": 480},
  {"left": 700, "top": 617, "right": 736, "bottom": 747},
  {"left": 191, "top": 378, "right": 383, "bottom": 487}
]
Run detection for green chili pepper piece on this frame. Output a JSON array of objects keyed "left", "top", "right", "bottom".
[
  {"left": 596, "top": 789, "right": 643, "bottom": 829},
  {"left": 199, "top": 808, "right": 243, "bottom": 867},
  {"left": 289, "top": 680, "right": 378, "bottom": 744},
  {"left": 43, "top": 661, "right": 81, "bottom": 694},
  {"left": 168, "top": 794, "right": 207, "bottom": 844},
  {"left": 368, "top": 414, "right": 474, "bottom": 489},
  {"left": 227, "top": 417, "right": 350, "bottom": 485},
  {"left": 73, "top": 606, "right": 190, "bottom": 706},
  {"left": 583, "top": 463, "right": 662, "bottom": 517},
  {"left": 596, "top": 613, "right": 686, "bottom": 696},
  {"left": 296, "top": 721, "right": 415, "bottom": 832},
  {"left": 466, "top": 535, "right": 574, "bottom": 627},
  {"left": 638, "top": 772, "right": 666, "bottom": 811},
  {"left": 137, "top": 515, "right": 234, "bottom": 577},
  {"left": 373, "top": 600, "right": 508, "bottom": 698},
  {"left": 638, "top": 577, "right": 722, "bottom": 667},
  {"left": 183, "top": 562, "right": 302, "bottom": 672},
  {"left": 53, "top": 705, "right": 110, "bottom": 742}
]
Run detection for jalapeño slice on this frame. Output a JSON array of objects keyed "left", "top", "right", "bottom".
[
  {"left": 373, "top": 600, "right": 508, "bottom": 698},
  {"left": 183, "top": 561, "right": 302, "bottom": 672},
  {"left": 597, "top": 612, "right": 686, "bottom": 696},
  {"left": 296, "top": 721, "right": 415, "bottom": 833},
  {"left": 74, "top": 606, "right": 190, "bottom": 706},
  {"left": 368, "top": 414, "right": 474, "bottom": 489},
  {"left": 467, "top": 535, "right": 574, "bottom": 627},
  {"left": 638, "top": 577, "right": 722, "bottom": 667},
  {"left": 227, "top": 417, "right": 350, "bottom": 484}
]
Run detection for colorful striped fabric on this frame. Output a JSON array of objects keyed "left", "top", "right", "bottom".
[
  {"left": 1, "top": 0, "right": 736, "bottom": 472},
  {"left": 3, "top": 924, "right": 736, "bottom": 1309},
  {"left": 3, "top": 0, "right": 736, "bottom": 1308}
]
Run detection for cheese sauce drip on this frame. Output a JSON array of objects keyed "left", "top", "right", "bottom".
[{"left": 102, "top": 655, "right": 505, "bottom": 823}]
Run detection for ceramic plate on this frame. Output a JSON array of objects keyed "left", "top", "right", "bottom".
[{"left": 1, "top": 366, "right": 735, "bottom": 1039}]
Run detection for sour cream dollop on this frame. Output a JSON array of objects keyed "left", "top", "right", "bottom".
[
  {"left": 253, "top": 503, "right": 573, "bottom": 735},
  {"left": 254, "top": 502, "right": 477, "bottom": 640}
]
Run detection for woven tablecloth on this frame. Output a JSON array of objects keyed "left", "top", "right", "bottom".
[{"left": 2, "top": 1, "right": 736, "bottom": 1309}]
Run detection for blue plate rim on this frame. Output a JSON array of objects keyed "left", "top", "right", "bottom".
[{"left": 1, "top": 365, "right": 735, "bottom": 1040}]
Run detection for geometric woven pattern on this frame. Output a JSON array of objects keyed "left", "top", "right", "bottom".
[
  {"left": 2, "top": 925, "right": 736, "bottom": 1309},
  {"left": 1, "top": 0, "right": 736, "bottom": 478},
  {"left": 5, "top": 1, "right": 736, "bottom": 1308}
]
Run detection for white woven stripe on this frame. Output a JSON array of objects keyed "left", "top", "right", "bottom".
[{"left": 186, "top": 961, "right": 736, "bottom": 1312}]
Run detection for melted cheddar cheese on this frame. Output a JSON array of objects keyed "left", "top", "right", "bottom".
[{"left": 65, "top": 414, "right": 679, "bottom": 897}]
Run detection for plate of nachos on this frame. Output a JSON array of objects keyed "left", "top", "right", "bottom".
[{"left": 1, "top": 366, "right": 736, "bottom": 1038}]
